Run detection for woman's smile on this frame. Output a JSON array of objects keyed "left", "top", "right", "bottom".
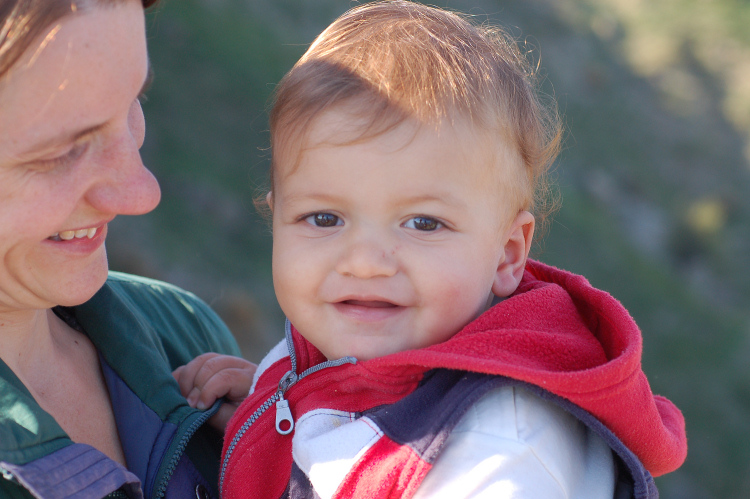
[{"left": 48, "top": 223, "right": 107, "bottom": 241}]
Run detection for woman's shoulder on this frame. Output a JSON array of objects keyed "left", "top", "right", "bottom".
[
  {"left": 104, "top": 271, "right": 209, "bottom": 309},
  {"left": 73, "top": 272, "right": 241, "bottom": 366},
  {"left": 101, "top": 272, "right": 227, "bottom": 336}
]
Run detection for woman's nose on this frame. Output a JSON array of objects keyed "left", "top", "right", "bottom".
[
  {"left": 85, "top": 101, "right": 161, "bottom": 216},
  {"left": 86, "top": 152, "right": 161, "bottom": 216},
  {"left": 334, "top": 229, "right": 398, "bottom": 279}
]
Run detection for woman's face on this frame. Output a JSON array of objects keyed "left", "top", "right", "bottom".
[{"left": 0, "top": 1, "right": 160, "bottom": 313}]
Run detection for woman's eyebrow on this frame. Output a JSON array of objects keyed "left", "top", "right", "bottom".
[
  {"left": 18, "top": 62, "right": 153, "bottom": 159},
  {"left": 19, "top": 123, "right": 107, "bottom": 159}
]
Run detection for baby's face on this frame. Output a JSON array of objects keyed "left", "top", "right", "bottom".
[{"left": 271, "top": 108, "right": 522, "bottom": 361}]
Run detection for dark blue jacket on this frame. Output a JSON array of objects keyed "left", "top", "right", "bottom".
[{"left": 0, "top": 273, "right": 241, "bottom": 498}]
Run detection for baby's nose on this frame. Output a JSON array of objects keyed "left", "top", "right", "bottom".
[{"left": 335, "top": 233, "right": 398, "bottom": 279}]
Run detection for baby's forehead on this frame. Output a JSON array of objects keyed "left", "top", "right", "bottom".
[
  {"left": 274, "top": 105, "right": 517, "bottom": 172},
  {"left": 272, "top": 109, "right": 525, "bottom": 209}
]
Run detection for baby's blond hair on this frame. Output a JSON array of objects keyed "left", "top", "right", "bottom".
[{"left": 269, "top": 0, "right": 561, "bottom": 225}]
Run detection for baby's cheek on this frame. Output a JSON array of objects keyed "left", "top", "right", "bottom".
[{"left": 437, "top": 265, "right": 495, "bottom": 318}]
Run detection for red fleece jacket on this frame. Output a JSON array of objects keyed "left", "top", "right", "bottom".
[
  {"left": 222, "top": 260, "right": 687, "bottom": 497},
  {"left": 369, "top": 259, "right": 688, "bottom": 477}
]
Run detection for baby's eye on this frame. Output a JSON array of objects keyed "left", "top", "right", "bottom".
[
  {"left": 304, "top": 213, "right": 342, "bottom": 227},
  {"left": 403, "top": 216, "right": 442, "bottom": 231}
]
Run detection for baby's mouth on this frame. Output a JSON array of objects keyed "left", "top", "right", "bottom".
[
  {"left": 48, "top": 226, "right": 99, "bottom": 241},
  {"left": 341, "top": 300, "right": 398, "bottom": 308},
  {"left": 333, "top": 298, "right": 404, "bottom": 322}
]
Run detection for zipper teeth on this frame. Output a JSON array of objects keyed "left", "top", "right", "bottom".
[
  {"left": 297, "top": 356, "right": 357, "bottom": 381},
  {"left": 154, "top": 408, "right": 216, "bottom": 499},
  {"left": 0, "top": 465, "right": 15, "bottom": 483},
  {"left": 285, "top": 319, "right": 356, "bottom": 384},
  {"left": 220, "top": 320, "right": 294, "bottom": 493},
  {"left": 219, "top": 392, "right": 280, "bottom": 494},
  {"left": 285, "top": 319, "right": 297, "bottom": 372},
  {"left": 219, "top": 320, "right": 357, "bottom": 494}
]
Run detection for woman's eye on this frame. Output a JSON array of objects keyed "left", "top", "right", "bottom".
[
  {"left": 58, "top": 142, "right": 88, "bottom": 164},
  {"left": 138, "top": 66, "right": 155, "bottom": 103},
  {"left": 304, "top": 213, "right": 342, "bottom": 227},
  {"left": 404, "top": 216, "right": 441, "bottom": 231},
  {"left": 32, "top": 142, "right": 89, "bottom": 171}
]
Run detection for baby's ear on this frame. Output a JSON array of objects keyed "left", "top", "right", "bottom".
[
  {"left": 492, "top": 211, "right": 535, "bottom": 298},
  {"left": 266, "top": 191, "right": 274, "bottom": 212}
]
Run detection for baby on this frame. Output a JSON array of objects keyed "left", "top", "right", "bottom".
[{"left": 174, "top": 2, "right": 687, "bottom": 497}]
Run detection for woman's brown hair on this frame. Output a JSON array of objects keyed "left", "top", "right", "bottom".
[{"left": 0, "top": 0, "right": 157, "bottom": 80}]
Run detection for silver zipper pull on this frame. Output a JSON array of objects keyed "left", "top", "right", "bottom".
[
  {"left": 275, "top": 395, "right": 294, "bottom": 435},
  {"left": 275, "top": 370, "right": 298, "bottom": 435}
]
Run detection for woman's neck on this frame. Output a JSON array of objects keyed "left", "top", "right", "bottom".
[
  {"left": 0, "top": 308, "right": 58, "bottom": 375},
  {"left": 0, "top": 308, "right": 96, "bottom": 395},
  {"left": 0, "top": 307, "right": 127, "bottom": 467}
]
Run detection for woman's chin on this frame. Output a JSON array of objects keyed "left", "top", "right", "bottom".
[{"left": 52, "top": 254, "right": 110, "bottom": 308}]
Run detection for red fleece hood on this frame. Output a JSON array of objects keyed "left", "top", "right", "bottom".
[{"left": 288, "top": 259, "right": 687, "bottom": 477}]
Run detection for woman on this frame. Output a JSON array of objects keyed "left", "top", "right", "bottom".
[{"left": 0, "top": 1, "right": 245, "bottom": 497}]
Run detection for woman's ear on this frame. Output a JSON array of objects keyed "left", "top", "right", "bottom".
[
  {"left": 491, "top": 211, "right": 535, "bottom": 298},
  {"left": 266, "top": 191, "right": 274, "bottom": 212}
]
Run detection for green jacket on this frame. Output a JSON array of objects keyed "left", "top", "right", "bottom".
[{"left": 0, "top": 272, "right": 241, "bottom": 498}]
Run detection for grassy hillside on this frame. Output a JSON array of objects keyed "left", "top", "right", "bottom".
[{"left": 107, "top": 0, "right": 750, "bottom": 496}]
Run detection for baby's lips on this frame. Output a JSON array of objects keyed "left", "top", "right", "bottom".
[{"left": 340, "top": 299, "right": 398, "bottom": 308}]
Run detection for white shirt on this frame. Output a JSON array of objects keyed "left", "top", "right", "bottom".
[{"left": 412, "top": 384, "right": 616, "bottom": 498}]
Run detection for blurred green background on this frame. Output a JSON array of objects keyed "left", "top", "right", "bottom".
[{"left": 107, "top": 0, "right": 750, "bottom": 496}]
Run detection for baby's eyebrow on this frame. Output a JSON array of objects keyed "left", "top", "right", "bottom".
[
  {"left": 392, "top": 193, "right": 468, "bottom": 209},
  {"left": 280, "top": 191, "right": 470, "bottom": 211},
  {"left": 281, "top": 192, "right": 343, "bottom": 205}
]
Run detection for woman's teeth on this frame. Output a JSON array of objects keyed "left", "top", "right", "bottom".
[{"left": 49, "top": 227, "right": 98, "bottom": 241}]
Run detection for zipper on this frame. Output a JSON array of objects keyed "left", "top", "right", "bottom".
[
  {"left": 274, "top": 351, "right": 357, "bottom": 435},
  {"left": 219, "top": 320, "right": 356, "bottom": 494},
  {"left": 153, "top": 401, "right": 220, "bottom": 499},
  {"left": 0, "top": 465, "right": 16, "bottom": 484}
]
